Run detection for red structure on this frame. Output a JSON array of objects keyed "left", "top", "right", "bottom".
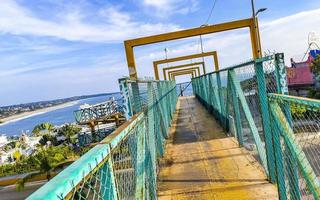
[
  {"left": 287, "top": 55, "right": 315, "bottom": 96},
  {"left": 287, "top": 60, "right": 314, "bottom": 86}
]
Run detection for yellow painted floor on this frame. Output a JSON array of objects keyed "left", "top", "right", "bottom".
[{"left": 157, "top": 96, "right": 278, "bottom": 200}]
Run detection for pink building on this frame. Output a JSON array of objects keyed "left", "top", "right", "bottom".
[{"left": 287, "top": 56, "right": 315, "bottom": 96}]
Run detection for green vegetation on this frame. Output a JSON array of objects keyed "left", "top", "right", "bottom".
[
  {"left": 0, "top": 146, "right": 77, "bottom": 178},
  {"left": 311, "top": 54, "right": 320, "bottom": 77},
  {"left": 308, "top": 88, "right": 320, "bottom": 99},
  {"left": 15, "top": 146, "right": 77, "bottom": 191},
  {"left": 290, "top": 103, "right": 307, "bottom": 117},
  {"left": 57, "top": 124, "right": 81, "bottom": 144},
  {"left": 309, "top": 54, "right": 320, "bottom": 99},
  {"left": 32, "top": 122, "right": 54, "bottom": 136},
  {"left": 0, "top": 122, "right": 85, "bottom": 190}
]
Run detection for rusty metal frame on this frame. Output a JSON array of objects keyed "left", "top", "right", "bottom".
[
  {"left": 124, "top": 17, "right": 262, "bottom": 79},
  {"left": 171, "top": 71, "right": 196, "bottom": 80},
  {"left": 164, "top": 62, "right": 203, "bottom": 80},
  {"left": 170, "top": 69, "right": 197, "bottom": 80},
  {"left": 168, "top": 67, "right": 200, "bottom": 80},
  {"left": 154, "top": 51, "right": 219, "bottom": 80}
]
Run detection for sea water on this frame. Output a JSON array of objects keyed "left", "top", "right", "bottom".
[{"left": 0, "top": 93, "right": 121, "bottom": 136}]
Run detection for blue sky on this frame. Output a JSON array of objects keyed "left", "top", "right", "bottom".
[{"left": 1, "top": 0, "right": 320, "bottom": 106}]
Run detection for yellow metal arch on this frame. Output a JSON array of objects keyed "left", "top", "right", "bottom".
[
  {"left": 170, "top": 69, "right": 197, "bottom": 81},
  {"left": 167, "top": 66, "right": 200, "bottom": 81},
  {"left": 154, "top": 51, "right": 219, "bottom": 80},
  {"left": 124, "top": 17, "right": 262, "bottom": 79},
  {"left": 170, "top": 70, "right": 196, "bottom": 80},
  {"left": 163, "top": 62, "right": 204, "bottom": 80}
]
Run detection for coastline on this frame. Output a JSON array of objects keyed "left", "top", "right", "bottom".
[{"left": 0, "top": 101, "right": 79, "bottom": 126}]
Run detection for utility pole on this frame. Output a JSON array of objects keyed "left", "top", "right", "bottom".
[
  {"left": 251, "top": 0, "right": 266, "bottom": 58},
  {"left": 164, "top": 48, "right": 169, "bottom": 67}
]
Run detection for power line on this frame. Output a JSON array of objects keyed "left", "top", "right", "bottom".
[
  {"left": 194, "top": 0, "right": 218, "bottom": 69},
  {"left": 204, "top": 0, "right": 218, "bottom": 24}
]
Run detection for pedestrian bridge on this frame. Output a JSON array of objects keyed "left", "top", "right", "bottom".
[
  {"left": 27, "top": 54, "right": 320, "bottom": 200},
  {"left": 157, "top": 96, "right": 277, "bottom": 199}
]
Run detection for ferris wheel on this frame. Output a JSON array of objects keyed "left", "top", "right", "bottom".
[
  {"left": 308, "top": 31, "right": 320, "bottom": 50},
  {"left": 302, "top": 32, "right": 320, "bottom": 61}
]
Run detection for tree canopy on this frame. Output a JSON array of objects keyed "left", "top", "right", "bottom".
[{"left": 32, "top": 122, "right": 54, "bottom": 136}]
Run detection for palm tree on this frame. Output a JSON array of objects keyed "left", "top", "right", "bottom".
[
  {"left": 58, "top": 124, "right": 81, "bottom": 143},
  {"left": 16, "top": 147, "right": 77, "bottom": 191},
  {"left": 32, "top": 122, "right": 54, "bottom": 136}
]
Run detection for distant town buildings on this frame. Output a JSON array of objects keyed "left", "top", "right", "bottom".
[
  {"left": 0, "top": 93, "right": 112, "bottom": 120},
  {"left": 0, "top": 133, "right": 40, "bottom": 164}
]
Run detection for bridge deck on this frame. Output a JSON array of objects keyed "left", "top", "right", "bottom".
[{"left": 158, "top": 96, "right": 278, "bottom": 200}]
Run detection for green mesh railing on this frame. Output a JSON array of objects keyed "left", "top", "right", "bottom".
[
  {"left": 192, "top": 53, "right": 320, "bottom": 199},
  {"left": 192, "top": 55, "right": 277, "bottom": 178},
  {"left": 73, "top": 99, "right": 122, "bottom": 124},
  {"left": 269, "top": 94, "right": 320, "bottom": 200},
  {"left": 27, "top": 79, "right": 177, "bottom": 200}
]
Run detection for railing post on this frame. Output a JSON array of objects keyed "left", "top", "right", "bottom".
[
  {"left": 228, "top": 71, "right": 243, "bottom": 146},
  {"left": 157, "top": 82, "right": 169, "bottom": 138},
  {"left": 146, "top": 82, "right": 157, "bottom": 199},
  {"left": 164, "top": 82, "right": 171, "bottom": 127},
  {"left": 216, "top": 71, "right": 225, "bottom": 127},
  {"left": 135, "top": 118, "right": 146, "bottom": 199},
  {"left": 274, "top": 53, "right": 289, "bottom": 95},
  {"left": 199, "top": 77, "right": 203, "bottom": 101},
  {"left": 131, "top": 82, "right": 142, "bottom": 113},
  {"left": 154, "top": 83, "right": 165, "bottom": 157},
  {"left": 254, "top": 60, "right": 276, "bottom": 183},
  {"left": 118, "top": 78, "right": 133, "bottom": 119},
  {"left": 274, "top": 53, "right": 301, "bottom": 199},
  {"left": 198, "top": 78, "right": 201, "bottom": 99},
  {"left": 204, "top": 75, "right": 210, "bottom": 109},
  {"left": 172, "top": 82, "right": 177, "bottom": 113},
  {"left": 212, "top": 75, "right": 221, "bottom": 120},
  {"left": 165, "top": 82, "right": 173, "bottom": 122},
  {"left": 196, "top": 78, "right": 200, "bottom": 98},
  {"left": 225, "top": 75, "right": 231, "bottom": 133},
  {"left": 191, "top": 79, "right": 195, "bottom": 96},
  {"left": 147, "top": 82, "right": 156, "bottom": 169},
  {"left": 207, "top": 75, "right": 214, "bottom": 114}
]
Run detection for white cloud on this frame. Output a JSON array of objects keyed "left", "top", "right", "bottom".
[
  {"left": 2, "top": 3, "right": 320, "bottom": 104},
  {"left": 142, "top": 0, "right": 199, "bottom": 17},
  {"left": 132, "top": 7, "right": 320, "bottom": 80},
  {"left": 0, "top": 0, "right": 180, "bottom": 43},
  {"left": 260, "top": 8, "right": 320, "bottom": 63}
]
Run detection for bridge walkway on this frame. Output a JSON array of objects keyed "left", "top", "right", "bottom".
[{"left": 157, "top": 96, "right": 278, "bottom": 200}]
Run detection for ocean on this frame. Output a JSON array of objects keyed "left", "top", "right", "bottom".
[{"left": 0, "top": 93, "right": 121, "bottom": 136}]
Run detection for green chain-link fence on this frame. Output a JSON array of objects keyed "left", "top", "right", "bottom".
[
  {"left": 27, "top": 79, "right": 177, "bottom": 200},
  {"left": 192, "top": 53, "right": 320, "bottom": 199}
]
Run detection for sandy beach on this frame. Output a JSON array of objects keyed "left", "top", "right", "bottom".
[{"left": 0, "top": 101, "right": 79, "bottom": 125}]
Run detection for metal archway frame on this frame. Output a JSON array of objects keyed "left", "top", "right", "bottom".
[
  {"left": 163, "top": 62, "right": 204, "bottom": 80},
  {"left": 167, "top": 66, "right": 200, "bottom": 81},
  {"left": 124, "top": 17, "right": 262, "bottom": 79},
  {"left": 170, "top": 70, "right": 196, "bottom": 80},
  {"left": 155, "top": 51, "right": 219, "bottom": 80},
  {"left": 170, "top": 69, "right": 197, "bottom": 80}
]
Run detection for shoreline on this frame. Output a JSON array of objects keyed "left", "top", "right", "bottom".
[{"left": 0, "top": 101, "right": 79, "bottom": 126}]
